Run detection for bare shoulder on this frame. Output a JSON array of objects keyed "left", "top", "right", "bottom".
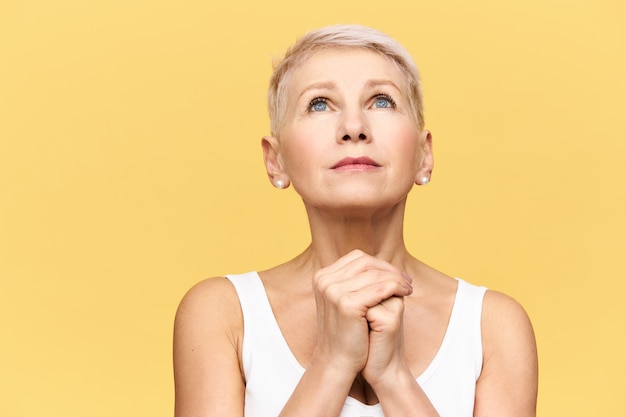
[
  {"left": 475, "top": 290, "right": 538, "bottom": 416},
  {"left": 174, "top": 276, "right": 244, "bottom": 370},
  {"left": 173, "top": 277, "right": 245, "bottom": 417},
  {"left": 481, "top": 290, "right": 536, "bottom": 349},
  {"left": 176, "top": 276, "right": 241, "bottom": 321},
  {"left": 175, "top": 276, "right": 243, "bottom": 341}
]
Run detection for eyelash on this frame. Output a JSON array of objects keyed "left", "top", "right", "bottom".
[
  {"left": 306, "top": 93, "right": 397, "bottom": 111},
  {"left": 307, "top": 97, "right": 328, "bottom": 112},
  {"left": 373, "top": 93, "right": 396, "bottom": 108}
]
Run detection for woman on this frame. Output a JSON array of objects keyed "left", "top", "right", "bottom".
[{"left": 173, "top": 25, "right": 538, "bottom": 417}]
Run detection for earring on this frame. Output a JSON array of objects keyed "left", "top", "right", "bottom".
[
  {"left": 274, "top": 179, "right": 285, "bottom": 189},
  {"left": 419, "top": 176, "right": 429, "bottom": 186}
]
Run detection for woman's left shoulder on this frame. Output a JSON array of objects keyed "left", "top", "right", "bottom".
[
  {"left": 480, "top": 289, "right": 537, "bottom": 377},
  {"left": 474, "top": 290, "right": 538, "bottom": 415},
  {"left": 481, "top": 289, "right": 534, "bottom": 334}
]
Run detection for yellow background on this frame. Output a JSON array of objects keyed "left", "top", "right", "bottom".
[{"left": 1, "top": 0, "right": 624, "bottom": 415}]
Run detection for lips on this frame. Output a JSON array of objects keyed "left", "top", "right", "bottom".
[{"left": 331, "top": 156, "right": 381, "bottom": 170}]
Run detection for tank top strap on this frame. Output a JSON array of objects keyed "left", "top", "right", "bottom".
[
  {"left": 455, "top": 278, "right": 487, "bottom": 379},
  {"left": 225, "top": 272, "right": 270, "bottom": 378},
  {"left": 225, "top": 272, "right": 305, "bottom": 416},
  {"left": 225, "top": 272, "right": 304, "bottom": 378}
]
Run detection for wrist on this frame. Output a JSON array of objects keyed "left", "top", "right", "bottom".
[
  {"left": 370, "top": 369, "right": 439, "bottom": 417},
  {"left": 310, "top": 345, "right": 365, "bottom": 379},
  {"left": 278, "top": 359, "right": 357, "bottom": 417},
  {"left": 365, "top": 362, "right": 413, "bottom": 394}
]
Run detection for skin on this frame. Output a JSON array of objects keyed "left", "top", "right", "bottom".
[{"left": 173, "top": 48, "right": 538, "bottom": 417}]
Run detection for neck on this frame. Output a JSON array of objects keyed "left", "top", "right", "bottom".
[{"left": 301, "top": 199, "right": 411, "bottom": 270}]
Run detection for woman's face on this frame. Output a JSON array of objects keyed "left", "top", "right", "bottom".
[{"left": 265, "top": 48, "right": 432, "bottom": 212}]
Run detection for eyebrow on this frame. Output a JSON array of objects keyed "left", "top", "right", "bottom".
[
  {"left": 297, "top": 82, "right": 338, "bottom": 100},
  {"left": 297, "top": 79, "right": 402, "bottom": 100},
  {"left": 364, "top": 79, "right": 402, "bottom": 92}
]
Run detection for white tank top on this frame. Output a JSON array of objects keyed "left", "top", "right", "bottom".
[{"left": 226, "top": 272, "right": 487, "bottom": 417}]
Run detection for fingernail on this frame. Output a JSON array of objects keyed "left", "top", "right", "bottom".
[{"left": 402, "top": 272, "right": 413, "bottom": 283}]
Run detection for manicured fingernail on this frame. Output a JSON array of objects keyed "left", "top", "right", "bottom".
[{"left": 402, "top": 272, "right": 413, "bottom": 283}]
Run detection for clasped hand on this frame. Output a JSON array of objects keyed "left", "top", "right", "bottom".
[{"left": 311, "top": 250, "right": 413, "bottom": 388}]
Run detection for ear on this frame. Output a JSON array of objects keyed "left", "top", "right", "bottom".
[
  {"left": 261, "top": 135, "right": 289, "bottom": 188},
  {"left": 415, "top": 129, "right": 434, "bottom": 185}
]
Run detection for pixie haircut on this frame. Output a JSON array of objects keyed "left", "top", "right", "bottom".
[{"left": 268, "top": 24, "right": 425, "bottom": 138}]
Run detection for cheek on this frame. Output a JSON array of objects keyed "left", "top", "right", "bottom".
[
  {"left": 380, "top": 122, "right": 421, "bottom": 162},
  {"left": 392, "top": 134, "right": 423, "bottom": 183},
  {"left": 280, "top": 127, "right": 326, "bottom": 176}
]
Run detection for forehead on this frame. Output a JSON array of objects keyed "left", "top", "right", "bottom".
[{"left": 287, "top": 48, "right": 407, "bottom": 97}]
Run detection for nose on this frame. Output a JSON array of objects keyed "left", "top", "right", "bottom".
[
  {"left": 342, "top": 133, "right": 367, "bottom": 141},
  {"left": 337, "top": 108, "right": 371, "bottom": 143}
]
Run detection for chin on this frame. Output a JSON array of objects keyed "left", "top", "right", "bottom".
[
  {"left": 296, "top": 181, "right": 412, "bottom": 211},
  {"left": 307, "top": 192, "right": 407, "bottom": 215}
]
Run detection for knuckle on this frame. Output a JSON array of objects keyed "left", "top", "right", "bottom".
[
  {"left": 313, "top": 270, "right": 326, "bottom": 284},
  {"left": 374, "top": 279, "right": 400, "bottom": 297},
  {"left": 336, "top": 294, "right": 354, "bottom": 312},
  {"left": 350, "top": 249, "right": 365, "bottom": 257},
  {"left": 324, "top": 282, "right": 342, "bottom": 302},
  {"left": 314, "top": 273, "right": 331, "bottom": 292},
  {"left": 372, "top": 281, "right": 389, "bottom": 296},
  {"left": 366, "top": 269, "right": 382, "bottom": 279}
]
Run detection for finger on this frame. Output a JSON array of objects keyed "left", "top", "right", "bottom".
[
  {"left": 318, "top": 264, "right": 411, "bottom": 309},
  {"left": 366, "top": 297, "right": 405, "bottom": 332},
  {"left": 320, "top": 249, "right": 369, "bottom": 275},
  {"left": 334, "top": 281, "right": 410, "bottom": 318},
  {"left": 324, "top": 254, "right": 402, "bottom": 288},
  {"left": 366, "top": 296, "right": 405, "bottom": 319}
]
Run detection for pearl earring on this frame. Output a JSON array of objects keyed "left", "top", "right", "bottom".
[
  {"left": 419, "top": 176, "right": 429, "bottom": 186},
  {"left": 274, "top": 180, "right": 285, "bottom": 189}
]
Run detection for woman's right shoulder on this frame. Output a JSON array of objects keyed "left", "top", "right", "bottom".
[
  {"left": 177, "top": 276, "right": 241, "bottom": 317},
  {"left": 179, "top": 276, "right": 238, "bottom": 302},
  {"left": 174, "top": 277, "right": 247, "bottom": 416},
  {"left": 174, "top": 276, "right": 243, "bottom": 337}
]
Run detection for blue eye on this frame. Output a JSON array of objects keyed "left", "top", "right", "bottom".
[
  {"left": 309, "top": 98, "right": 328, "bottom": 112},
  {"left": 373, "top": 95, "right": 395, "bottom": 108}
]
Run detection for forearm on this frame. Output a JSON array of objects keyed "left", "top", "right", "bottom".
[
  {"left": 370, "top": 369, "right": 439, "bottom": 417},
  {"left": 278, "top": 363, "right": 355, "bottom": 417}
]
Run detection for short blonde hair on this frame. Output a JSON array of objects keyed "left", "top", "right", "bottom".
[{"left": 268, "top": 24, "right": 425, "bottom": 137}]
